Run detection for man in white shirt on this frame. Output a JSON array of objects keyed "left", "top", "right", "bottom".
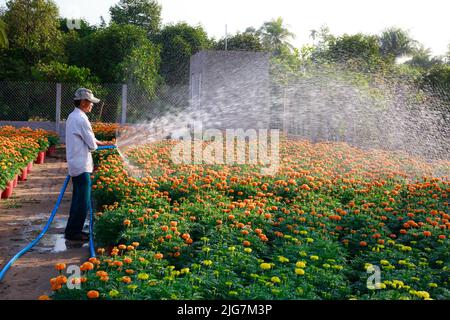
[{"left": 65, "top": 88, "right": 112, "bottom": 241}]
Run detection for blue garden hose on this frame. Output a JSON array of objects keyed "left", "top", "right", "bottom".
[
  {"left": 0, "top": 175, "right": 71, "bottom": 282},
  {"left": 0, "top": 144, "right": 116, "bottom": 282}
]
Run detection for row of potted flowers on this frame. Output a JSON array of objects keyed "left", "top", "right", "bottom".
[{"left": 0, "top": 126, "right": 58, "bottom": 200}]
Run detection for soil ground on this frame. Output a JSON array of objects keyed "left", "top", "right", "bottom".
[{"left": 0, "top": 146, "right": 89, "bottom": 300}]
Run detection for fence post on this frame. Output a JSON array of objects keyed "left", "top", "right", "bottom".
[
  {"left": 121, "top": 84, "right": 127, "bottom": 125},
  {"left": 55, "top": 83, "right": 61, "bottom": 134}
]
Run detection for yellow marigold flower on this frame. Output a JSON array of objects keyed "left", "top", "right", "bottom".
[
  {"left": 109, "top": 289, "right": 120, "bottom": 298},
  {"left": 415, "top": 291, "right": 430, "bottom": 299},
  {"left": 278, "top": 256, "right": 289, "bottom": 263},
  {"left": 310, "top": 255, "right": 319, "bottom": 261},
  {"left": 364, "top": 263, "right": 373, "bottom": 271},
  {"left": 428, "top": 283, "right": 438, "bottom": 288},
  {"left": 296, "top": 261, "right": 306, "bottom": 268},
  {"left": 271, "top": 276, "right": 281, "bottom": 283},
  {"left": 295, "top": 268, "right": 305, "bottom": 275},
  {"left": 180, "top": 268, "right": 190, "bottom": 274},
  {"left": 137, "top": 273, "right": 149, "bottom": 280},
  {"left": 380, "top": 260, "right": 390, "bottom": 266},
  {"left": 300, "top": 231, "right": 308, "bottom": 235},
  {"left": 299, "top": 251, "right": 307, "bottom": 257},
  {"left": 260, "top": 263, "right": 271, "bottom": 270},
  {"left": 202, "top": 260, "right": 213, "bottom": 266},
  {"left": 306, "top": 238, "right": 314, "bottom": 243},
  {"left": 322, "top": 263, "right": 331, "bottom": 268},
  {"left": 244, "top": 248, "right": 252, "bottom": 253}
]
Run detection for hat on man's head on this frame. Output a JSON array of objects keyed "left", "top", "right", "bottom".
[{"left": 74, "top": 88, "right": 100, "bottom": 103}]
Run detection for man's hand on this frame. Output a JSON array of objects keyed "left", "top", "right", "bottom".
[{"left": 96, "top": 141, "right": 116, "bottom": 147}]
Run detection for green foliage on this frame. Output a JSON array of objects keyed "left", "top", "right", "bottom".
[
  {"left": 31, "top": 61, "right": 99, "bottom": 85},
  {"left": 258, "top": 17, "right": 295, "bottom": 55},
  {"left": 68, "top": 23, "right": 160, "bottom": 91},
  {"left": 319, "top": 33, "right": 385, "bottom": 72},
  {"left": 379, "top": 27, "right": 416, "bottom": 61},
  {"left": 4, "top": 0, "right": 64, "bottom": 66},
  {"left": 406, "top": 45, "right": 436, "bottom": 69},
  {"left": 215, "top": 32, "right": 264, "bottom": 52},
  {"left": 110, "top": 0, "right": 161, "bottom": 36},
  {"left": 153, "top": 23, "right": 211, "bottom": 85},
  {"left": 0, "top": 18, "right": 8, "bottom": 48},
  {"left": 118, "top": 41, "right": 162, "bottom": 96},
  {"left": 421, "top": 64, "right": 450, "bottom": 100}
]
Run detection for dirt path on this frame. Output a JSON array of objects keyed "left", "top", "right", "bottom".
[{"left": 0, "top": 146, "right": 89, "bottom": 300}]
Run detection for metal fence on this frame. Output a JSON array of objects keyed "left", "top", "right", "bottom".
[{"left": 0, "top": 81, "right": 190, "bottom": 134}]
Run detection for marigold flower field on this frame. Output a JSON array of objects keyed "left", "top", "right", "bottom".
[{"left": 45, "top": 130, "right": 450, "bottom": 300}]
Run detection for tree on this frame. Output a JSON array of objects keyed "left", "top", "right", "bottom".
[
  {"left": 0, "top": 18, "right": 8, "bottom": 48},
  {"left": 320, "top": 33, "right": 384, "bottom": 71},
  {"left": 258, "top": 17, "right": 295, "bottom": 55},
  {"left": 31, "top": 61, "right": 99, "bottom": 84},
  {"left": 379, "top": 27, "right": 416, "bottom": 61},
  {"left": 153, "top": 23, "right": 211, "bottom": 85},
  {"left": 110, "top": 0, "right": 161, "bottom": 36},
  {"left": 421, "top": 64, "right": 450, "bottom": 98},
  {"left": 118, "top": 41, "right": 161, "bottom": 96},
  {"left": 4, "top": 0, "right": 64, "bottom": 66},
  {"left": 406, "top": 45, "right": 441, "bottom": 69},
  {"left": 215, "top": 32, "right": 264, "bottom": 51},
  {"left": 99, "top": 16, "right": 107, "bottom": 28},
  {"left": 67, "top": 23, "right": 160, "bottom": 94}
]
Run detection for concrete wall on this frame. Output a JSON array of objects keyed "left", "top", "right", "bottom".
[{"left": 190, "top": 50, "right": 271, "bottom": 130}]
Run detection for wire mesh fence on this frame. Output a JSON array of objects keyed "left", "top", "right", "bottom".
[
  {"left": 0, "top": 81, "right": 57, "bottom": 121},
  {"left": 0, "top": 81, "right": 191, "bottom": 126}
]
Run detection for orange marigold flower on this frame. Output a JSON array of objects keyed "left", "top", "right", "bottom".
[
  {"left": 55, "top": 263, "right": 66, "bottom": 271},
  {"left": 87, "top": 290, "right": 100, "bottom": 299},
  {"left": 121, "top": 276, "right": 132, "bottom": 284},
  {"left": 80, "top": 262, "right": 94, "bottom": 271}
]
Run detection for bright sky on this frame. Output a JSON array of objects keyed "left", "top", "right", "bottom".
[{"left": 1, "top": 0, "right": 449, "bottom": 56}]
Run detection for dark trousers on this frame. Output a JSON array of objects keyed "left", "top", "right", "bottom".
[{"left": 65, "top": 172, "right": 91, "bottom": 237}]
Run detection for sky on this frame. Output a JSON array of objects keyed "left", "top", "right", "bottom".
[{"left": 1, "top": 0, "right": 449, "bottom": 56}]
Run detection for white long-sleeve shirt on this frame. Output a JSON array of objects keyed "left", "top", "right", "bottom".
[{"left": 66, "top": 108, "right": 98, "bottom": 177}]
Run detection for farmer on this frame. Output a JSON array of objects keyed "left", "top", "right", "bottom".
[{"left": 64, "top": 88, "right": 113, "bottom": 241}]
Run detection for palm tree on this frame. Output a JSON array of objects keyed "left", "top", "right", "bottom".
[
  {"left": 259, "top": 17, "right": 295, "bottom": 55},
  {"left": 0, "top": 19, "right": 8, "bottom": 49},
  {"left": 379, "top": 27, "right": 415, "bottom": 60}
]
